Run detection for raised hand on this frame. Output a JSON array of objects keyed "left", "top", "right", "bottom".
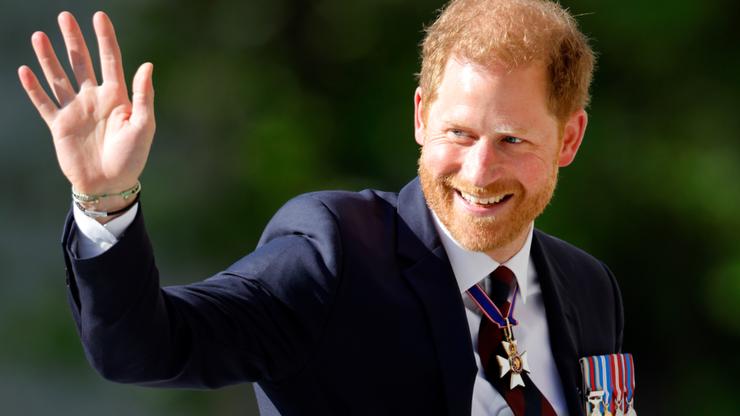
[{"left": 19, "top": 11, "right": 155, "bottom": 212}]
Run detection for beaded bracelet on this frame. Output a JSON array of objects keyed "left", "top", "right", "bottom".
[{"left": 71, "top": 181, "right": 142, "bottom": 205}]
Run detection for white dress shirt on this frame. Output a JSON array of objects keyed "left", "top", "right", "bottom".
[
  {"left": 431, "top": 214, "right": 568, "bottom": 416},
  {"left": 74, "top": 203, "right": 568, "bottom": 415},
  {"left": 73, "top": 202, "right": 139, "bottom": 258}
]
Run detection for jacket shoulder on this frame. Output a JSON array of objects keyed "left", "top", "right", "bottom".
[
  {"left": 534, "top": 230, "right": 607, "bottom": 274},
  {"left": 303, "top": 188, "right": 399, "bottom": 213},
  {"left": 266, "top": 188, "right": 398, "bottom": 235}
]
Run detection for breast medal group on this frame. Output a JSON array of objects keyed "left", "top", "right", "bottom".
[{"left": 580, "top": 353, "right": 636, "bottom": 416}]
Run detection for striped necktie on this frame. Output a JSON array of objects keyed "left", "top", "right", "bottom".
[{"left": 477, "top": 265, "right": 557, "bottom": 416}]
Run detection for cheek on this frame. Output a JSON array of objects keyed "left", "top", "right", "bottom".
[
  {"left": 421, "top": 143, "right": 462, "bottom": 176},
  {"left": 513, "top": 152, "right": 557, "bottom": 187}
]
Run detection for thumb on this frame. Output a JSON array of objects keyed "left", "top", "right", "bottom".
[{"left": 130, "top": 62, "right": 155, "bottom": 128}]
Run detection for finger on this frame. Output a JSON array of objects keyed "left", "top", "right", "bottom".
[
  {"left": 93, "top": 11, "right": 126, "bottom": 92},
  {"left": 18, "top": 65, "right": 59, "bottom": 125},
  {"left": 31, "top": 31, "right": 76, "bottom": 106},
  {"left": 58, "top": 11, "right": 97, "bottom": 87},
  {"left": 130, "top": 62, "right": 155, "bottom": 128}
]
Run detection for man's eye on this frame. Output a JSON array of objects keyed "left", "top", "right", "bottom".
[
  {"left": 450, "top": 129, "right": 466, "bottom": 137},
  {"left": 503, "top": 136, "right": 523, "bottom": 144}
]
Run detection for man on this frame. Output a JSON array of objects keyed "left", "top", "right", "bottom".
[{"left": 19, "top": 0, "right": 623, "bottom": 415}]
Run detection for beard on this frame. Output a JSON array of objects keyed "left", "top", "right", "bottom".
[{"left": 418, "top": 153, "right": 558, "bottom": 253}]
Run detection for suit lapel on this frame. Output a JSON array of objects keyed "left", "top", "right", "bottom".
[
  {"left": 397, "top": 179, "right": 477, "bottom": 416},
  {"left": 531, "top": 231, "right": 585, "bottom": 416}
]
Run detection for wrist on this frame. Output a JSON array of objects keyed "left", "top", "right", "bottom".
[
  {"left": 75, "top": 193, "right": 139, "bottom": 221},
  {"left": 73, "top": 181, "right": 142, "bottom": 223},
  {"left": 72, "top": 181, "right": 141, "bottom": 204}
]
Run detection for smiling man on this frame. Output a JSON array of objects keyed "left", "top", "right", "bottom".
[
  {"left": 20, "top": 0, "right": 624, "bottom": 415},
  {"left": 417, "top": 60, "right": 580, "bottom": 261}
]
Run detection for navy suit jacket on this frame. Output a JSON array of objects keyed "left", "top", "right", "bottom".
[{"left": 62, "top": 178, "right": 623, "bottom": 415}]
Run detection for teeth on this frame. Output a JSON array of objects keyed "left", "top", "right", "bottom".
[{"left": 460, "top": 192, "right": 507, "bottom": 205}]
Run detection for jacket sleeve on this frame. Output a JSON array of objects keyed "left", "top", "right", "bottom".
[{"left": 63, "top": 195, "right": 343, "bottom": 388}]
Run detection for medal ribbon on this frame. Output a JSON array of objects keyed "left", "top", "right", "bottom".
[
  {"left": 591, "top": 356, "right": 603, "bottom": 414},
  {"left": 626, "top": 354, "right": 635, "bottom": 405},
  {"left": 587, "top": 356, "right": 596, "bottom": 395},
  {"left": 622, "top": 354, "right": 630, "bottom": 413},
  {"left": 599, "top": 355, "right": 610, "bottom": 414},
  {"left": 467, "top": 283, "right": 519, "bottom": 328},
  {"left": 611, "top": 355, "right": 622, "bottom": 414},
  {"left": 580, "top": 358, "right": 591, "bottom": 392},
  {"left": 620, "top": 354, "right": 628, "bottom": 413},
  {"left": 581, "top": 357, "right": 594, "bottom": 414}
]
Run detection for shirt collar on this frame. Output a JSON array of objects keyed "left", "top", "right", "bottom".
[{"left": 431, "top": 212, "right": 534, "bottom": 303}]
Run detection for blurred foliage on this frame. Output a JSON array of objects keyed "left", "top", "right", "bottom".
[{"left": 1, "top": 0, "right": 739, "bottom": 414}]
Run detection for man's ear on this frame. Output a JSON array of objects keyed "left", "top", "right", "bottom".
[
  {"left": 414, "top": 87, "right": 426, "bottom": 146},
  {"left": 558, "top": 109, "right": 588, "bottom": 167}
]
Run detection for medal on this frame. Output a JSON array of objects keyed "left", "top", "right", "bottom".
[
  {"left": 587, "top": 390, "right": 605, "bottom": 416},
  {"left": 495, "top": 319, "right": 530, "bottom": 388},
  {"left": 591, "top": 356, "right": 606, "bottom": 414},
  {"left": 612, "top": 355, "right": 624, "bottom": 416},
  {"left": 626, "top": 401, "right": 637, "bottom": 416},
  {"left": 600, "top": 355, "right": 614, "bottom": 416},
  {"left": 625, "top": 354, "right": 636, "bottom": 416},
  {"left": 468, "top": 283, "right": 527, "bottom": 389},
  {"left": 581, "top": 356, "right": 606, "bottom": 415}
]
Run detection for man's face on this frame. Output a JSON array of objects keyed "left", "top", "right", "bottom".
[{"left": 414, "top": 58, "right": 586, "bottom": 259}]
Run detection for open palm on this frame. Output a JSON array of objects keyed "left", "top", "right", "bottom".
[{"left": 19, "top": 11, "right": 155, "bottom": 197}]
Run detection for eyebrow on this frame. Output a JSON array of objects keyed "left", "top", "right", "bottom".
[
  {"left": 494, "top": 124, "right": 529, "bottom": 136},
  {"left": 441, "top": 119, "right": 529, "bottom": 136}
]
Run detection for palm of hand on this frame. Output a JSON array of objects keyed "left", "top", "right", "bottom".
[
  {"left": 52, "top": 84, "right": 144, "bottom": 192},
  {"left": 19, "top": 11, "right": 154, "bottom": 195}
]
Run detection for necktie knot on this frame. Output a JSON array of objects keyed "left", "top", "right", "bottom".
[{"left": 489, "top": 265, "right": 516, "bottom": 308}]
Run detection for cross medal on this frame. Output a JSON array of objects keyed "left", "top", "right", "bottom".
[{"left": 496, "top": 317, "right": 531, "bottom": 389}]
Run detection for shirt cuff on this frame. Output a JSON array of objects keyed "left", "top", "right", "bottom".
[{"left": 72, "top": 202, "right": 139, "bottom": 259}]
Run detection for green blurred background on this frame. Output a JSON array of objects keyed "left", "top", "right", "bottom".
[{"left": 2, "top": 0, "right": 739, "bottom": 414}]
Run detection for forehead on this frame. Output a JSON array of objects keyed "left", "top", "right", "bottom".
[{"left": 430, "top": 57, "right": 555, "bottom": 132}]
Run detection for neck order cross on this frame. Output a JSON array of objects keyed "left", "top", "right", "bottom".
[{"left": 467, "top": 265, "right": 530, "bottom": 389}]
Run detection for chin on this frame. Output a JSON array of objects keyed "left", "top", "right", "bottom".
[
  {"left": 446, "top": 211, "right": 528, "bottom": 253},
  {"left": 418, "top": 163, "right": 557, "bottom": 254}
]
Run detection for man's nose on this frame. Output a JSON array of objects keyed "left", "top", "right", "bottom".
[{"left": 459, "top": 139, "right": 502, "bottom": 187}]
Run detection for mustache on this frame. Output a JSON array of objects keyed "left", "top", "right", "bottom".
[{"left": 441, "top": 175, "right": 522, "bottom": 196}]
